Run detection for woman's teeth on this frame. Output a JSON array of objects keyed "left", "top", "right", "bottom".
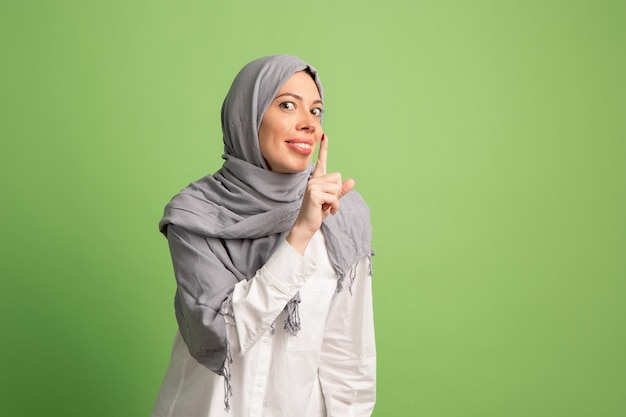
[{"left": 289, "top": 142, "right": 311, "bottom": 149}]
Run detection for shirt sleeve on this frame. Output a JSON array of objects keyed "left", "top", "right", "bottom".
[
  {"left": 318, "top": 256, "right": 377, "bottom": 416},
  {"left": 229, "top": 238, "right": 317, "bottom": 354}
]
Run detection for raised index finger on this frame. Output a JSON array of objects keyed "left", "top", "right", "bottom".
[{"left": 313, "top": 134, "right": 328, "bottom": 177}]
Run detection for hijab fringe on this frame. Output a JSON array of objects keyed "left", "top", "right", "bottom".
[
  {"left": 220, "top": 296, "right": 235, "bottom": 412},
  {"left": 335, "top": 250, "right": 375, "bottom": 294},
  {"left": 283, "top": 297, "right": 302, "bottom": 336}
]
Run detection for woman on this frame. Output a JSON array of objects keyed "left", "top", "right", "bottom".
[{"left": 152, "top": 54, "right": 376, "bottom": 417}]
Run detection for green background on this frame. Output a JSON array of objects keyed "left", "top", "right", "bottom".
[{"left": 2, "top": 1, "right": 625, "bottom": 416}]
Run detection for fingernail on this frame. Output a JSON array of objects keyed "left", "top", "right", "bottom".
[{"left": 321, "top": 134, "right": 325, "bottom": 141}]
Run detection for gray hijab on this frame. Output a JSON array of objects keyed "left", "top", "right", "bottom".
[{"left": 159, "top": 54, "right": 372, "bottom": 376}]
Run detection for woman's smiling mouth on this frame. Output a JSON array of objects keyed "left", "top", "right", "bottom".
[{"left": 286, "top": 140, "right": 314, "bottom": 154}]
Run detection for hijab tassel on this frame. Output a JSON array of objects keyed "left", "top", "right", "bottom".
[
  {"left": 283, "top": 297, "right": 301, "bottom": 336},
  {"left": 220, "top": 296, "right": 235, "bottom": 412},
  {"left": 222, "top": 343, "right": 233, "bottom": 412}
]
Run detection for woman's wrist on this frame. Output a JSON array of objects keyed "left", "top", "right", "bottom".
[{"left": 286, "top": 224, "right": 315, "bottom": 255}]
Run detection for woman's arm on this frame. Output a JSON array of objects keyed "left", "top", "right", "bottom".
[
  {"left": 167, "top": 224, "right": 316, "bottom": 369},
  {"left": 318, "top": 257, "right": 377, "bottom": 416},
  {"left": 228, "top": 238, "right": 316, "bottom": 354}
]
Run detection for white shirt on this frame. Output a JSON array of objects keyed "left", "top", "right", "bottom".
[{"left": 152, "top": 231, "right": 376, "bottom": 417}]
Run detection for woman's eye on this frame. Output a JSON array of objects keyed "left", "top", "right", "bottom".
[
  {"left": 311, "top": 107, "right": 323, "bottom": 117},
  {"left": 279, "top": 102, "right": 295, "bottom": 110}
]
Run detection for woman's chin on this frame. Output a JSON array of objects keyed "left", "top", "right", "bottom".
[{"left": 270, "top": 160, "right": 312, "bottom": 174}]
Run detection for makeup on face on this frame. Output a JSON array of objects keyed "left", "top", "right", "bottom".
[{"left": 258, "top": 71, "right": 323, "bottom": 173}]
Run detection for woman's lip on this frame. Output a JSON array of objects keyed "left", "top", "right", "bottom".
[
  {"left": 285, "top": 139, "right": 314, "bottom": 155},
  {"left": 286, "top": 138, "right": 314, "bottom": 145}
]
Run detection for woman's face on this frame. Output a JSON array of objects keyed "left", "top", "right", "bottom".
[{"left": 258, "top": 71, "right": 323, "bottom": 173}]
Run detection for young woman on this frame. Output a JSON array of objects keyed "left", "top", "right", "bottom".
[{"left": 152, "top": 54, "right": 376, "bottom": 417}]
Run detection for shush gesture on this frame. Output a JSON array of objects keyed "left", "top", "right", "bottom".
[
  {"left": 154, "top": 56, "right": 377, "bottom": 415},
  {"left": 287, "top": 134, "right": 355, "bottom": 255}
]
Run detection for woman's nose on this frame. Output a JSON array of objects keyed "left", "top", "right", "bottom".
[{"left": 297, "top": 110, "right": 318, "bottom": 131}]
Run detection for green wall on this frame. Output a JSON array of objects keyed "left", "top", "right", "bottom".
[{"left": 2, "top": 1, "right": 624, "bottom": 416}]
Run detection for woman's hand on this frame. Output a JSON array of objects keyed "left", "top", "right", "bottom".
[{"left": 287, "top": 135, "right": 355, "bottom": 255}]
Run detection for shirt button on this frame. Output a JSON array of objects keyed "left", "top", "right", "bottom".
[{"left": 289, "top": 286, "right": 297, "bottom": 292}]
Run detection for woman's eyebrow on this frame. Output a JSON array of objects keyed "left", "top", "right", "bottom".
[{"left": 275, "top": 93, "right": 323, "bottom": 105}]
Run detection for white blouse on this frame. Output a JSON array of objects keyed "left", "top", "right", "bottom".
[{"left": 151, "top": 231, "right": 376, "bottom": 417}]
